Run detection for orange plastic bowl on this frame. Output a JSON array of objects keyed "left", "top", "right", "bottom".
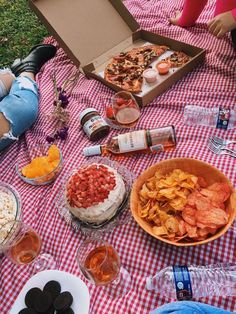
[{"left": 130, "top": 158, "right": 236, "bottom": 246}]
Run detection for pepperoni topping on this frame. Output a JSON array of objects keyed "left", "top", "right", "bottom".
[{"left": 66, "top": 165, "right": 116, "bottom": 208}]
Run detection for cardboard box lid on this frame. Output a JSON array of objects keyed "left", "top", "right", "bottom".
[{"left": 31, "top": 0, "right": 139, "bottom": 67}]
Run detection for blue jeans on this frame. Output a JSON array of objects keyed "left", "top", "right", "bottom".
[
  {"left": 150, "top": 301, "right": 232, "bottom": 314},
  {"left": 0, "top": 74, "right": 39, "bottom": 151}
]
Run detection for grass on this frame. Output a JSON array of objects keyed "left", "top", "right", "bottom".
[{"left": 0, "top": 0, "right": 48, "bottom": 68}]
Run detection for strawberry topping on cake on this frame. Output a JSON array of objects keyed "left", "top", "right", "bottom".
[{"left": 66, "top": 164, "right": 126, "bottom": 223}]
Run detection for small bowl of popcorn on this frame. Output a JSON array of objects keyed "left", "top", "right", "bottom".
[{"left": 0, "top": 182, "right": 21, "bottom": 251}]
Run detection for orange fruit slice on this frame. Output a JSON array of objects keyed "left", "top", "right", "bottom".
[
  {"left": 21, "top": 145, "right": 61, "bottom": 180},
  {"left": 48, "top": 145, "right": 60, "bottom": 162}
]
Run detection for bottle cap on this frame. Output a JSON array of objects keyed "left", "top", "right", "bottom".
[
  {"left": 79, "top": 108, "right": 97, "bottom": 123},
  {"left": 83, "top": 145, "right": 102, "bottom": 156}
]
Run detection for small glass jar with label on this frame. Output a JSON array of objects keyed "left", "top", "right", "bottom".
[{"left": 79, "top": 108, "right": 110, "bottom": 141}]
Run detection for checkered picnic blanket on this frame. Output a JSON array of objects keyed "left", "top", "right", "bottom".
[{"left": 1, "top": 0, "right": 235, "bottom": 313}]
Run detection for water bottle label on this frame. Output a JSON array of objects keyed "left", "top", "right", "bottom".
[
  {"left": 216, "top": 108, "right": 230, "bottom": 130},
  {"left": 173, "top": 266, "right": 193, "bottom": 300}
]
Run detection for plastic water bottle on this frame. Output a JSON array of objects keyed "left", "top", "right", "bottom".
[
  {"left": 146, "top": 264, "right": 236, "bottom": 300},
  {"left": 183, "top": 105, "right": 236, "bottom": 130}
]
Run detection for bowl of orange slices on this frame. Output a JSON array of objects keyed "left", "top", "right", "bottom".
[{"left": 16, "top": 144, "right": 63, "bottom": 185}]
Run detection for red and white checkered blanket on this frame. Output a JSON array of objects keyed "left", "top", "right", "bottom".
[{"left": 1, "top": 0, "right": 235, "bottom": 313}]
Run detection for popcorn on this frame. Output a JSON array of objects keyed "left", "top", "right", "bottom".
[{"left": 0, "top": 189, "right": 17, "bottom": 244}]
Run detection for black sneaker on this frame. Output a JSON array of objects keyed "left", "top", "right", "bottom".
[{"left": 11, "top": 44, "right": 57, "bottom": 76}]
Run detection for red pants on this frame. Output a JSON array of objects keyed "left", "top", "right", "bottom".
[{"left": 178, "top": 0, "right": 236, "bottom": 27}]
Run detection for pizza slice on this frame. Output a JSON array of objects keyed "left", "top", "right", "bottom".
[
  {"left": 125, "top": 45, "right": 169, "bottom": 67},
  {"left": 159, "top": 51, "right": 191, "bottom": 68},
  {"left": 105, "top": 72, "right": 143, "bottom": 93}
]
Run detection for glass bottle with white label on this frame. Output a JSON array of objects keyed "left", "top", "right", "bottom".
[{"left": 83, "top": 126, "right": 176, "bottom": 156}]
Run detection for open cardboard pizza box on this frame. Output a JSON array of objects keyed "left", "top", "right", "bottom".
[{"left": 29, "top": 0, "right": 205, "bottom": 106}]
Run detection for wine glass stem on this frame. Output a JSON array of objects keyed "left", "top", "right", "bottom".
[{"left": 30, "top": 253, "right": 57, "bottom": 275}]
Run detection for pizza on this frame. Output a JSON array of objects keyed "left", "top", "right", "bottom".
[
  {"left": 104, "top": 44, "right": 169, "bottom": 93},
  {"left": 159, "top": 51, "right": 191, "bottom": 68}
]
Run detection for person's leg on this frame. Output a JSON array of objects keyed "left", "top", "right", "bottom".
[
  {"left": 0, "top": 72, "right": 39, "bottom": 151},
  {"left": 0, "top": 44, "right": 56, "bottom": 151},
  {"left": 0, "top": 69, "right": 15, "bottom": 140},
  {"left": 169, "top": 0, "right": 208, "bottom": 27},
  {"left": 0, "top": 113, "right": 10, "bottom": 138},
  {"left": 0, "top": 69, "right": 15, "bottom": 99}
]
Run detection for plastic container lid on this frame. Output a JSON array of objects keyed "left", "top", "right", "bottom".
[
  {"left": 143, "top": 69, "right": 157, "bottom": 83},
  {"left": 79, "top": 108, "right": 98, "bottom": 123},
  {"left": 143, "top": 68, "right": 157, "bottom": 78},
  {"left": 83, "top": 145, "right": 102, "bottom": 156}
]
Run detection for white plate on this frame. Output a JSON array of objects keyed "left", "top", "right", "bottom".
[{"left": 10, "top": 270, "right": 90, "bottom": 314}]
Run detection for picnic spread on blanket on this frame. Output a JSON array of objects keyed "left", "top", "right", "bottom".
[{"left": 0, "top": 0, "right": 236, "bottom": 313}]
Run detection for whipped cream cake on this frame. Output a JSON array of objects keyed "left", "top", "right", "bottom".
[{"left": 66, "top": 164, "right": 126, "bottom": 223}]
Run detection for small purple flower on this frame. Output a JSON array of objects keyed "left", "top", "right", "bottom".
[
  {"left": 53, "top": 100, "right": 58, "bottom": 106},
  {"left": 57, "top": 86, "right": 62, "bottom": 92},
  {"left": 57, "top": 127, "right": 68, "bottom": 140},
  {"left": 46, "top": 135, "right": 55, "bottom": 143},
  {"left": 59, "top": 91, "right": 67, "bottom": 101},
  {"left": 59, "top": 91, "right": 69, "bottom": 108}
]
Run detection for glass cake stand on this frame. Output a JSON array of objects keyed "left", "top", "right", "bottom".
[{"left": 55, "top": 157, "right": 136, "bottom": 236}]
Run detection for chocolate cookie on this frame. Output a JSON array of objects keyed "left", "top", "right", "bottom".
[
  {"left": 43, "top": 280, "right": 61, "bottom": 300},
  {"left": 41, "top": 305, "right": 55, "bottom": 314},
  {"left": 18, "top": 309, "right": 37, "bottom": 314},
  {"left": 57, "top": 308, "right": 74, "bottom": 314},
  {"left": 24, "top": 287, "right": 42, "bottom": 308},
  {"left": 34, "top": 290, "right": 53, "bottom": 313},
  {"left": 53, "top": 291, "right": 73, "bottom": 311}
]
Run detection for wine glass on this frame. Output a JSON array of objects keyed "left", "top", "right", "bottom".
[
  {"left": 0, "top": 220, "right": 57, "bottom": 273},
  {"left": 105, "top": 91, "right": 141, "bottom": 129},
  {"left": 76, "top": 237, "right": 131, "bottom": 298}
]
